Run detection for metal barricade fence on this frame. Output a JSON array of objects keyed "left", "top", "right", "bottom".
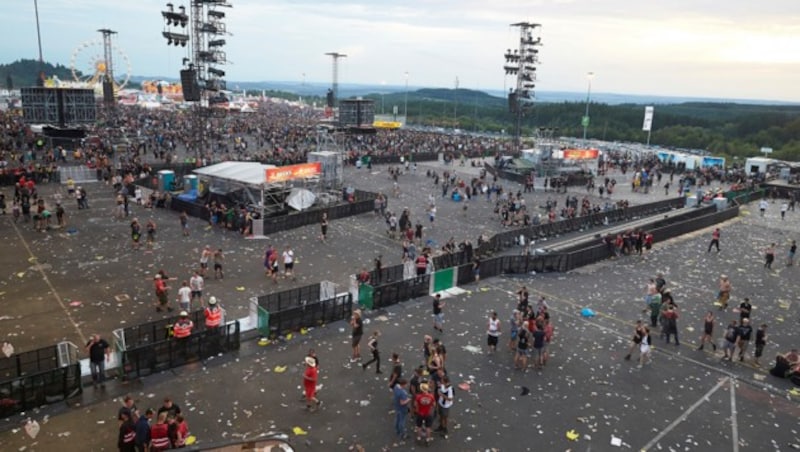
[
  {"left": 0, "top": 363, "right": 82, "bottom": 417},
  {"left": 371, "top": 276, "right": 431, "bottom": 310},
  {"left": 257, "top": 283, "right": 322, "bottom": 313},
  {"left": 122, "top": 321, "right": 241, "bottom": 380},
  {"left": 121, "top": 310, "right": 206, "bottom": 349},
  {"left": 266, "top": 293, "right": 353, "bottom": 338},
  {"left": 0, "top": 345, "right": 60, "bottom": 380}
]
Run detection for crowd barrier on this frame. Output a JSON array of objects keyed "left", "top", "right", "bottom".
[
  {"left": 484, "top": 163, "right": 592, "bottom": 187},
  {"left": 476, "top": 196, "right": 686, "bottom": 256},
  {"left": 121, "top": 321, "right": 241, "bottom": 380},
  {"left": 117, "top": 310, "right": 208, "bottom": 350},
  {"left": 256, "top": 283, "right": 322, "bottom": 314},
  {"left": 0, "top": 345, "right": 60, "bottom": 381},
  {"left": 0, "top": 364, "right": 82, "bottom": 418},
  {"left": 264, "top": 293, "right": 352, "bottom": 338}
]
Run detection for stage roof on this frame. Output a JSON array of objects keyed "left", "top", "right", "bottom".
[{"left": 193, "top": 161, "right": 277, "bottom": 187}]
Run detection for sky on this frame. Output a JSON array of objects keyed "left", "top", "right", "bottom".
[{"left": 2, "top": 0, "right": 800, "bottom": 102}]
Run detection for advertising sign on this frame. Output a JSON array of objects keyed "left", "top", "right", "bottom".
[
  {"left": 265, "top": 162, "right": 322, "bottom": 183},
  {"left": 563, "top": 149, "right": 599, "bottom": 160},
  {"left": 642, "top": 106, "right": 654, "bottom": 131}
]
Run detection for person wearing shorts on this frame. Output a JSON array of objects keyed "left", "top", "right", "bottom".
[
  {"left": 414, "top": 383, "right": 436, "bottom": 444},
  {"left": 350, "top": 310, "right": 363, "bottom": 362}
]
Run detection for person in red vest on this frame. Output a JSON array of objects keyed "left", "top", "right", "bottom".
[
  {"left": 204, "top": 296, "right": 222, "bottom": 328},
  {"left": 149, "top": 412, "right": 171, "bottom": 451},
  {"left": 117, "top": 409, "right": 136, "bottom": 452},
  {"left": 415, "top": 253, "right": 428, "bottom": 277}
]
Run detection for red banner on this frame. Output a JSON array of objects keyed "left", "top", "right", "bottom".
[
  {"left": 563, "top": 149, "right": 599, "bottom": 160},
  {"left": 265, "top": 162, "right": 322, "bottom": 183}
]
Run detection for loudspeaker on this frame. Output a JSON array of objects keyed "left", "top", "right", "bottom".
[
  {"left": 326, "top": 89, "right": 334, "bottom": 107},
  {"left": 102, "top": 80, "right": 114, "bottom": 105},
  {"left": 180, "top": 69, "right": 200, "bottom": 101},
  {"left": 339, "top": 99, "right": 375, "bottom": 127}
]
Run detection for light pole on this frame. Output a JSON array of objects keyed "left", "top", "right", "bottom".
[
  {"left": 582, "top": 71, "right": 594, "bottom": 140},
  {"left": 403, "top": 71, "right": 409, "bottom": 125},
  {"left": 380, "top": 80, "right": 386, "bottom": 114}
]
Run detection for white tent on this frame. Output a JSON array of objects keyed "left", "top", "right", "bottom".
[
  {"left": 193, "top": 161, "right": 276, "bottom": 187},
  {"left": 285, "top": 188, "right": 316, "bottom": 211}
]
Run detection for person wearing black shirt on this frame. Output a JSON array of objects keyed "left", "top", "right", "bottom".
[
  {"left": 736, "top": 318, "right": 753, "bottom": 361},
  {"left": 85, "top": 334, "right": 110, "bottom": 387},
  {"left": 362, "top": 331, "right": 382, "bottom": 374},
  {"left": 157, "top": 397, "right": 181, "bottom": 419},
  {"left": 738, "top": 298, "right": 752, "bottom": 322},
  {"left": 754, "top": 324, "right": 768, "bottom": 366},
  {"left": 515, "top": 328, "right": 529, "bottom": 370},
  {"left": 388, "top": 353, "right": 403, "bottom": 389},
  {"left": 350, "top": 310, "right": 364, "bottom": 362},
  {"left": 432, "top": 294, "right": 445, "bottom": 333}
]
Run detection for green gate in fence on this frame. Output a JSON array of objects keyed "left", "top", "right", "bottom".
[
  {"left": 257, "top": 305, "right": 270, "bottom": 337},
  {"left": 432, "top": 267, "right": 456, "bottom": 293},
  {"left": 358, "top": 284, "right": 374, "bottom": 310}
]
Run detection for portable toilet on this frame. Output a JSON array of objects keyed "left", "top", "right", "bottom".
[
  {"left": 157, "top": 170, "right": 175, "bottom": 192},
  {"left": 183, "top": 174, "right": 198, "bottom": 192}
]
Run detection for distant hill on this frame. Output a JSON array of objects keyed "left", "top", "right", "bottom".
[{"left": 0, "top": 59, "right": 80, "bottom": 89}]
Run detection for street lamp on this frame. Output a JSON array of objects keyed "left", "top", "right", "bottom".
[
  {"left": 403, "top": 71, "right": 409, "bottom": 125},
  {"left": 582, "top": 71, "right": 594, "bottom": 140}
]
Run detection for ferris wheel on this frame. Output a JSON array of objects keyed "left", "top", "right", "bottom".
[{"left": 70, "top": 38, "right": 132, "bottom": 90}]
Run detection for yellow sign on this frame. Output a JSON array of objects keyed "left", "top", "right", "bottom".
[{"left": 373, "top": 121, "right": 402, "bottom": 129}]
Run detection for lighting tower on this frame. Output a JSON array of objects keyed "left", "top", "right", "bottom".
[
  {"left": 325, "top": 52, "right": 347, "bottom": 108},
  {"left": 97, "top": 28, "right": 118, "bottom": 107},
  {"left": 161, "top": 0, "right": 231, "bottom": 162},
  {"left": 504, "top": 22, "right": 542, "bottom": 152},
  {"left": 161, "top": 1, "right": 230, "bottom": 103}
]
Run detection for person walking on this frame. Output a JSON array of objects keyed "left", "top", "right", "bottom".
[
  {"left": 350, "top": 310, "right": 364, "bottom": 362},
  {"left": 716, "top": 274, "right": 732, "bottom": 310},
  {"left": 154, "top": 274, "right": 172, "bottom": 312},
  {"left": 319, "top": 212, "right": 328, "bottom": 242},
  {"left": 176, "top": 280, "right": 192, "bottom": 313},
  {"left": 85, "top": 334, "right": 111, "bottom": 387},
  {"left": 754, "top": 324, "right": 768, "bottom": 366},
  {"left": 638, "top": 327, "right": 652, "bottom": 369},
  {"left": 179, "top": 211, "right": 189, "bottom": 236},
  {"left": 130, "top": 218, "right": 142, "bottom": 250},
  {"left": 661, "top": 305, "right": 680, "bottom": 345},
  {"left": 145, "top": 219, "right": 157, "bottom": 250},
  {"left": 387, "top": 353, "right": 403, "bottom": 389},
  {"left": 697, "top": 311, "right": 717, "bottom": 351},
  {"left": 432, "top": 294, "right": 445, "bottom": 333},
  {"left": 361, "top": 331, "right": 382, "bottom": 374},
  {"left": 213, "top": 248, "right": 224, "bottom": 279},
  {"left": 303, "top": 356, "right": 322, "bottom": 412},
  {"left": 707, "top": 228, "right": 721, "bottom": 253},
  {"left": 436, "top": 375, "right": 454, "bottom": 439},
  {"left": 788, "top": 240, "right": 797, "bottom": 267},
  {"left": 759, "top": 198, "right": 768, "bottom": 216},
  {"left": 738, "top": 297, "right": 753, "bottom": 323},
  {"left": 282, "top": 246, "right": 296, "bottom": 280},
  {"left": 486, "top": 311, "right": 501, "bottom": 354},
  {"left": 189, "top": 271, "right": 204, "bottom": 306},
  {"left": 199, "top": 245, "right": 212, "bottom": 277},
  {"left": 624, "top": 320, "right": 646, "bottom": 360},
  {"left": 392, "top": 379, "right": 410, "bottom": 443},
  {"left": 764, "top": 243, "right": 776, "bottom": 269}
]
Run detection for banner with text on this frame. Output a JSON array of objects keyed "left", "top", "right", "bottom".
[
  {"left": 265, "top": 162, "right": 322, "bottom": 183},
  {"left": 642, "top": 106, "right": 654, "bottom": 131},
  {"left": 563, "top": 149, "right": 599, "bottom": 160}
]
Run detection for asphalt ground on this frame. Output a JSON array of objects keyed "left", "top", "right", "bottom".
[{"left": 3, "top": 163, "right": 799, "bottom": 451}]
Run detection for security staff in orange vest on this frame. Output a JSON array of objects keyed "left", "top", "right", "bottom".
[
  {"left": 173, "top": 311, "right": 194, "bottom": 361},
  {"left": 204, "top": 296, "right": 222, "bottom": 329},
  {"left": 173, "top": 311, "right": 194, "bottom": 338}
]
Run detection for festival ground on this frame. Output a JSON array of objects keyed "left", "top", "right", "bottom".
[{"left": 0, "top": 162, "right": 799, "bottom": 450}]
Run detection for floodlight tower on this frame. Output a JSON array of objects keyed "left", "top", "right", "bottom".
[
  {"left": 504, "top": 22, "right": 542, "bottom": 152},
  {"left": 325, "top": 52, "right": 347, "bottom": 108}
]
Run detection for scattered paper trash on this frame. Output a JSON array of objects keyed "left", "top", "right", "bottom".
[
  {"left": 610, "top": 435, "right": 622, "bottom": 447},
  {"left": 2, "top": 342, "right": 14, "bottom": 358},
  {"left": 520, "top": 386, "right": 530, "bottom": 396},
  {"left": 235, "top": 287, "right": 246, "bottom": 291},
  {"left": 566, "top": 429, "right": 579, "bottom": 441},
  {"left": 185, "top": 435, "right": 196, "bottom": 445},
  {"left": 274, "top": 366, "right": 287, "bottom": 373},
  {"left": 292, "top": 426, "right": 308, "bottom": 436},
  {"left": 16, "top": 272, "right": 25, "bottom": 279},
  {"left": 69, "top": 301, "right": 82, "bottom": 307},
  {"left": 581, "top": 308, "right": 596, "bottom": 317},
  {"left": 24, "top": 419, "right": 40, "bottom": 439},
  {"left": 458, "top": 382, "right": 471, "bottom": 391},
  {"left": 258, "top": 338, "right": 270, "bottom": 346}
]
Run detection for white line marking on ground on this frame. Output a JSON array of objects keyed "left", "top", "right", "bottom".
[
  {"left": 730, "top": 378, "right": 740, "bottom": 452},
  {"left": 640, "top": 377, "right": 729, "bottom": 451},
  {"left": 10, "top": 221, "right": 88, "bottom": 345}
]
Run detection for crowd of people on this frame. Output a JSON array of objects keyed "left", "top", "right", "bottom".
[{"left": 116, "top": 395, "right": 191, "bottom": 451}]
